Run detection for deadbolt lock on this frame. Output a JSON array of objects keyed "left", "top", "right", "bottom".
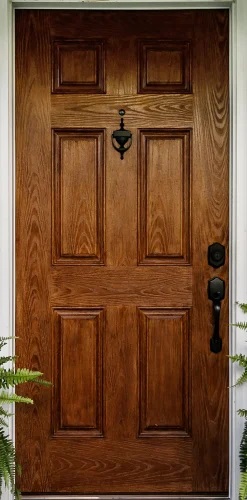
[{"left": 208, "top": 242, "right": 225, "bottom": 269}]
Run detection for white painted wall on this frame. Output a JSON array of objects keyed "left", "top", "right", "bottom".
[{"left": 0, "top": 1, "right": 247, "bottom": 499}]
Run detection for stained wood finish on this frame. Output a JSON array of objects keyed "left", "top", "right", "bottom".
[
  {"left": 53, "top": 129, "right": 105, "bottom": 264},
  {"left": 138, "top": 308, "right": 191, "bottom": 437},
  {"left": 138, "top": 40, "right": 192, "bottom": 93},
  {"left": 52, "top": 308, "right": 104, "bottom": 436},
  {"left": 52, "top": 94, "right": 193, "bottom": 128},
  {"left": 15, "top": 10, "right": 229, "bottom": 495},
  {"left": 52, "top": 40, "right": 105, "bottom": 93},
  {"left": 138, "top": 129, "right": 191, "bottom": 264}
]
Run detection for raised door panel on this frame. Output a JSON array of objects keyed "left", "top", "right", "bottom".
[
  {"left": 138, "top": 308, "right": 191, "bottom": 437},
  {"left": 138, "top": 129, "right": 191, "bottom": 265},
  {"left": 52, "top": 129, "right": 105, "bottom": 265},
  {"left": 138, "top": 40, "right": 192, "bottom": 93},
  {"left": 52, "top": 308, "right": 104, "bottom": 437},
  {"left": 52, "top": 40, "right": 105, "bottom": 94}
]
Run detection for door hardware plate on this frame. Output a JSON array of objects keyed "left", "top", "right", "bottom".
[{"left": 208, "top": 242, "right": 225, "bottom": 268}]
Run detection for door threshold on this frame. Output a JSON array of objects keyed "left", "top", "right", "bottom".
[{"left": 21, "top": 496, "right": 230, "bottom": 500}]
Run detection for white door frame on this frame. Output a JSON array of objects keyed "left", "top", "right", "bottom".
[{"left": 0, "top": 1, "right": 247, "bottom": 499}]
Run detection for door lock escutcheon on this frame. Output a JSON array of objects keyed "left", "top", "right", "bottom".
[
  {"left": 208, "top": 277, "right": 225, "bottom": 354},
  {"left": 208, "top": 242, "right": 225, "bottom": 268}
]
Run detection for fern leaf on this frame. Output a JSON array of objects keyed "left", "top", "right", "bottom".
[
  {"left": 15, "top": 368, "right": 44, "bottom": 382},
  {"left": 0, "top": 407, "right": 13, "bottom": 419},
  {"left": 235, "top": 369, "right": 247, "bottom": 387},
  {"left": 0, "top": 356, "right": 16, "bottom": 367},
  {"left": 34, "top": 378, "right": 51, "bottom": 387},
  {"left": 238, "top": 410, "right": 247, "bottom": 418},
  {"left": 0, "top": 337, "right": 14, "bottom": 353},
  {"left": 0, "top": 391, "right": 33, "bottom": 405},
  {"left": 229, "top": 354, "right": 247, "bottom": 367},
  {"left": 0, "top": 405, "right": 14, "bottom": 424},
  {"left": 240, "top": 421, "right": 247, "bottom": 472},
  {"left": 237, "top": 303, "right": 247, "bottom": 314},
  {"left": 239, "top": 424, "right": 247, "bottom": 500},
  {"left": 0, "top": 426, "right": 17, "bottom": 498},
  {"left": 0, "top": 339, "right": 8, "bottom": 352},
  {"left": 0, "top": 336, "right": 50, "bottom": 498},
  {"left": 0, "top": 368, "right": 45, "bottom": 389},
  {"left": 233, "top": 322, "right": 247, "bottom": 331},
  {"left": 240, "top": 471, "right": 247, "bottom": 500},
  {"left": 0, "top": 426, "right": 22, "bottom": 500}
]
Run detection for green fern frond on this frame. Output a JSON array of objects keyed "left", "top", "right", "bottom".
[
  {"left": 0, "top": 336, "right": 50, "bottom": 498},
  {"left": 0, "top": 407, "right": 13, "bottom": 427},
  {"left": 240, "top": 471, "right": 247, "bottom": 500},
  {"left": 0, "top": 407, "right": 13, "bottom": 419},
  {"left": 0, "top": 425, "right": 21, "bottom": 500},
  {"left": 229, "top": 354, "right": 247, "bottom": 367},
  {"left": 237, "top": 303, "right": 247, "bottom": 314},
  {"left": 34, "top": 378, "right": 51, "bottom": 386},
  {"left": 0, "top": 368, "right": 45, "bottom": 389},
  {"left": 232, "top": 322, "right": 247, "bottom": 331},
  {"left": 239, "top": 421, "right": 247, "bottom": 499},
  {"left": 240, "top": 421, "right": 247, "bottom": 472},
  {"left": 238, "top": 410, "right": 247, "bottom": 418},
  {"left": 0, "top": 340, "right": 7, "bottom": 352},
  {"left": 231, "top": 304, "right": 247, "bottom": 499},
  {"left": 0, "top": 391, "right": 33, "bottom": 405},
  {"left": 0, "top": 337, "right": 14, "bottom": 352},
  {"left": 0, "top": 428, "right": 15, "bottom": 488},
  {"left": 0, "top": 356, "right": 16, "bottom": 366},
  {"left": 236, "top": 369, "right": 247, "bottom": 387}
]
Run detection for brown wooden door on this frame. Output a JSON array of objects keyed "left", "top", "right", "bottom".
[{"left": 15, "top": 10, "right": 229, "bottom": 496}]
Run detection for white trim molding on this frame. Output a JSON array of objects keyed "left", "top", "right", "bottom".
[
  {"left": 231, "top": 0, "right": 247, "bottom": 497},
  {"left": 12, "top": 0, "right": 234, "bottom": 9},
  {"left": 0, "top": 1, "right": 14, "bottom": 498},
  {"left": 0, "top": 1, "right": 247, "bottom": 500}
]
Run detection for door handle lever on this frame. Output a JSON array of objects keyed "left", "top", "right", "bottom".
[
  {"left": 208, "top": 277, "right": 225, "bottom": 354},
  {"left": 211, "top": 301, "right": 221, "bottom": 353}
]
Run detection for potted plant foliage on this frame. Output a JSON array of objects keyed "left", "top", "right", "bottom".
[
  {"left": 230, "top": 302, "right": 247, "bottom": 500},
  {"left": 0, "top": 336, "right": 50, "bottom": 499}
]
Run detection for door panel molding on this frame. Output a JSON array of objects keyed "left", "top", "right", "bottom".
[
  {"left": 52, "top": 128, "right": 105, "bottom": 265},
  {"left": 138, "top": 129, "right": 191, "bottom": 265},
  {"left": 138, "top": 307, "right": 191, "bottom": 437},
  {"left": 1, "top": 1, "right": 247, "bottom": 500},
  {"left": 52, "top": 308, "right": 105, "bottom": 437}
]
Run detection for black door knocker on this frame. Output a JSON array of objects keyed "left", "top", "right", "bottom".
[{"left": 111, "top": 109, "right": 132, "bottom": 160}]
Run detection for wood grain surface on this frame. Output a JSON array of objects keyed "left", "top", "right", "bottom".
[
  {"left": 53, "top": 129, "right": 105, "bottom": 264},
  {"left": 15, "top": 9, "right": 229, "bottom": 495},
  {"left": 191, "top": 11, "right": 229, "bottom": 492}
]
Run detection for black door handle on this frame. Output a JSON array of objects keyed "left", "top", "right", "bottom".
[{"left": 208, "top": 277, "right": 225, "bottom": 353}]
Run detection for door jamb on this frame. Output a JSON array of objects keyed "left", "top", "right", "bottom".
[{"left": 1, "top": 1, "right": 247, "bottom": 499}]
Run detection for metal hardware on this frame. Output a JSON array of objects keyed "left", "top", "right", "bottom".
[
  {"left": 208, "top": 242, "right": 225, "bottom": 268},
  {"left": 208, "top": 277, "right": 225, "bottom": 354},
  {"left": 112, "top": 110, "right": 132, "bottom": 160}
]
